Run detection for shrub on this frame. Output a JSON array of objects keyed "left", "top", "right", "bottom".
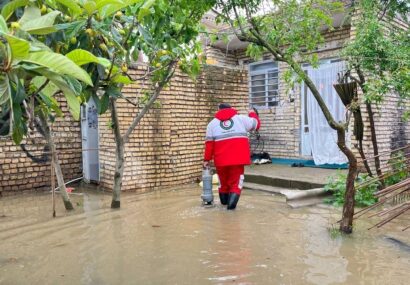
[{"left": 324, "top": 171, "right": 379, "bottom": 207}]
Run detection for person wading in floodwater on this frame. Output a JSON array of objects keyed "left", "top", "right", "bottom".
[{"left": 203, "top": 103, "right": 260, "bottom": 210}]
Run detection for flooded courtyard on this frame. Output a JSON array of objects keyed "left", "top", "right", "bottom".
[{"left": 0, "top": 186, "right": 409, "bottom": 285}]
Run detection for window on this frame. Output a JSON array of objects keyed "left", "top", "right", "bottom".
[{"left": 249, "top": 61, "right": 279, "bottom": 108}]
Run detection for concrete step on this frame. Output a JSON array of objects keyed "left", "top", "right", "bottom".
[
  {"left": 244, "top": 182, "right": 330, "bottom": 208},
  {"left": 244, "top": 173, "right": 324, "bottom": 190},
  {"left": 280, "top": 188, "right": 329, "bottom": 201},
  {"left": 287, "top": 197, "right": 326, "bottom": 208},
  {"left": 243, "top": 182, "right": 285, "bottom": 194}
]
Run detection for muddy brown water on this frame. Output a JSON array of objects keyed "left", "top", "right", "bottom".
[{"left": 0, "top": 186, "right": 409, "bottom": 285}]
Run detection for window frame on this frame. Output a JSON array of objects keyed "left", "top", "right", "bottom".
[{"left": 248, "top": 60, "right": 280, "bottom": 109}]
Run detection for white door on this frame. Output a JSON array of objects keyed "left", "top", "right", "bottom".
[
  {"left": 81, "top": 97, "right": 100, "bottom": 182},
  {"left": 300, "top": 60, "right": 348, "bottom": 165}
]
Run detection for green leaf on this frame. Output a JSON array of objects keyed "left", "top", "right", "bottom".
[
  {"left": 66, "top": 49, "right": 100, "bottom": 66},
  {"left": 137, "top": 0, "right": 156, "bottom": 22},
  {"left": 1, "top": 0, "right": 29, "bottom": 21},
  {"left": 64, "top": 76, "right": 83, "bottom": 97},
  {"left": 23, "top": 51, "right": 93, "bottom": 86},
  {"left": 55, "top": 20, "right": 86, "bottom": 38},
  {"left": 96, "top": 0, "right": 124, "bottom": 10},
  {"left": 97, "top": 57, "right": 111, "bottom": 67},
  {"left": 55, "top": 0, "right": 82, "bottom": 16},
  {"left": 138, "top": 25, "right": 152, "bottom": 43},
  {"left": 99, "top": 92, "right": 109, "bottom": 114},
  {"left": 141, "top": 0, "right": 155, "bottom": 10},
  {"left": 0, "top": 15, "right": 8, "bottom": 33},
  {"left": 99, "top": 0, "right": 142, "bottom": 17},
  {"left": 32, "top": 76, "right": 59, "bottom": 98},
  {"left": 112, "top": 74, "right": 133, "bottom": 84},
  {"left": 83, "top": 0, "right": 97, "bottom": 16},
  {"left": 0, "top": 104, "right": 11, "bottom": 136},
  {"left": 36, "top": 70, "right": 82, "bottom": 120},
  {"left": 2, "top": 33, "right": 29, "bottom": 59},
  {"left": 105, "top": 85, "right": 122, "bottom": 98},
  {"left": 19, "top": 6, "right": 41, "bottom": 26},
  {"left": 20, "top": 7, "right": 60, "bottom": 35},
  {"left": 138, "top": 7, "right": 151, "bottom": 22},
  {"left": 66, "top": 49, "right": 111, "bottom": 69},
  {"left": 0, "top": 74, "right": 10, "bottom": 105}
]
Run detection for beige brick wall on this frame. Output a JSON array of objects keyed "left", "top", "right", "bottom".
[
  {"left": 99, "top": 65, "right": 248, "bottom": 192},
  {"left": 234, "top": 26, "right": 352, "bottom": 159},
  {"left": 0, "top": 94, "right": 82, "bottom": 195},
  {"left": 349, "top": 12, "right": 410, "bottom": 172}
]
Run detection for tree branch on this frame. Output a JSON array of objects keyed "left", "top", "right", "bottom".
[{"left": 122, "top": 61, "right": 177, "bottom": 143}]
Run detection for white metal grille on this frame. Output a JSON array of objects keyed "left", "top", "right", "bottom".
[{"left": 249, "top": 60, "right": 279, "bottom": 108}]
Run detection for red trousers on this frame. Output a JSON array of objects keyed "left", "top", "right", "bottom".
[{"left": 216, "top": 165, "right": 245, "bottom": 195}]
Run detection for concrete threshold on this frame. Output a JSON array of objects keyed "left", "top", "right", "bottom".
[{"left": 244, "top": 173, "right": 325, "bottom": 190}]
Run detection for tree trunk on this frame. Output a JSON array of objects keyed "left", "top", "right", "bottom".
[
  {"left": 38, "top": 115, "right": 74, "bottom": 211},
  {"left": 366, "top": 102, "right": 384, "bottom": 186},
  {"left": 112, "top": 139, "right": 125, "bottom": 208},
  {"left": 337, "top": 129, "right": 359, "bottom": 233},
  {"left": 108, "top": 62, "right": 176, "bottom": 208},
  {"left": 110, "top": 98, "right": 124, "bottom": 208},
  {"left": 358, "top": 139, "right": 373, "bottom": 176},
  {"left": 288, "top": 60, "right": 359, "bottom": 233}
]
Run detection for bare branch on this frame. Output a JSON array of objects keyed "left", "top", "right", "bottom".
[{"left": 123, "top": 61, "right": 177, "bottom": 143}]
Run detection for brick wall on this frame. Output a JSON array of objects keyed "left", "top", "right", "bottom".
[
  {"left": 204, "top": 46, "right": 239, "bottom": 67},
  {"left": 234, "top": 26, "right": 352, "bottom": 159},
  {"left": 99, "top": 65, "right": 248, "bottom": 192},
  {"left": 349, "top": 11, "right": 410, "bottom": 171},
  {"left": 0, "top": 94, "right": 82, "bottom": 195}
]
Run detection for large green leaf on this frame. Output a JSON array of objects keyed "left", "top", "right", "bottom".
[
  {"left": 66, "top": 49, "right": 100, "bottom": 66},
  {"left": 55, "top": 0, "right": 82, "bottom": 16},
  {"left": 32, "top": 76, "right": 59, "bottom": 98},
  {"left": 1, "top": 0, "right": 29, "bottom": 21},
  {"left": 0, "top": 15, "right": 8, "bottom": 33},
  {"left": 0, "top": 104, "right": 11, "bottom": 137},
  {"left": 20, "top": 7, "right": 60, "bottom": 35},
  {"left": 23, "top": 51, "right": 93, "bottom": 86},
  {"left": 97, "top": 57, "right": 111, "bottom": 67},
  {"left": 2, "top": 33, "right": 29, "bottom": 59},
  {"left": 11, "top": 107, "right": 24, "bottom": 143},
  {"left": 19, "top": 6, "right": 40, "bottom": 26},
  {"left": 83, "top": 0, "right": 97, "bottom": 15},
  {"left": 66, "top": 49, "right": 111, "bottom": 68},
  {"left": 0, "top": 74, "right": 10, "bottom": 105},
  {"left": 36, "top": 70, "right": 82, "bottom": 120},
  {"left": 10, "top": 79, "right": 26, "bottom": 144}
]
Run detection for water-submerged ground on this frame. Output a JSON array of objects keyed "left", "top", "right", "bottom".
[{"left": 0, "top": 186, "right": 409, "bottom": 285}]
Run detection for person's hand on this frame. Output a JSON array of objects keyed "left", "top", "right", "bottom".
[{"left": 203, "top": 161, "right": 210, "bottom": 169}]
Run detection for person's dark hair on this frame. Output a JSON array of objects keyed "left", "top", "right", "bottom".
[{"left": 218, "top": 103, "right": 231, "bottom": 109}]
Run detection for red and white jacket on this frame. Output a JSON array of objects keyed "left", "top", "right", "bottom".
[{"left": 204, "top": 108, "right": 261, "bottom": 167}]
